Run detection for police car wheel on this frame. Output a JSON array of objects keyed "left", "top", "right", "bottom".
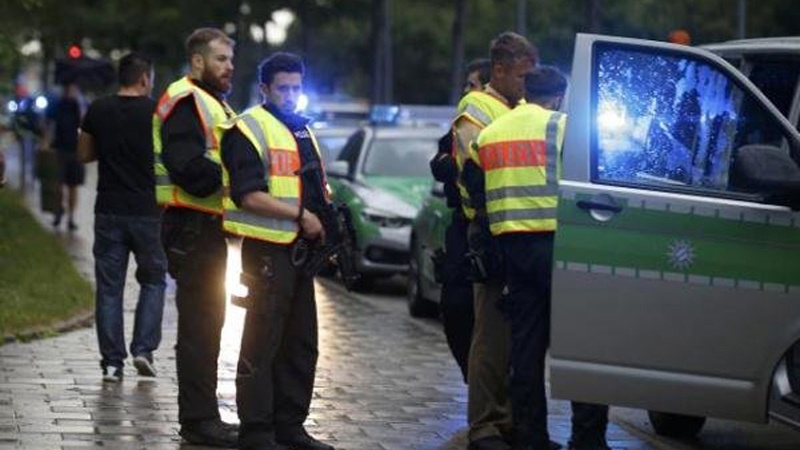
[
  {"left": 351, "top": 274, "right": 376, "bottom": 292},
  {"left": 787, "top": 342, "right": 800, "bottom": 394},
  {"left": 648, "top": 411, "right": 706, "bottom": 438}
]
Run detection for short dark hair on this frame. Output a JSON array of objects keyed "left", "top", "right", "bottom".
[
  {"left": 490, "top": 32, "right": 538, "bottom": 68},
  {"left": 118, "top": 52, "right": 152, "bottom": 87},
  {"left": 258, "top": 52, "right": 305, "bottom": 85},
  {"left": 466, "top": 58, "right": 491, "bottom": 85},
  {"left": 524, "top": 65, "right": 567, "bottom": 102},
  {"left": 185, "top": 27, "right": 234, "bottom": 60}
]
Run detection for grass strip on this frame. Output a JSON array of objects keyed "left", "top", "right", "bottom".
[{"left": 0, "top": 188, "right": 93, "bottom": 339}]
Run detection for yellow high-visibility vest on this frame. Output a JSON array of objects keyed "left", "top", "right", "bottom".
[
  {"left": 220, "top": 106, "right": 327, "bottom": 245},
  {"left": 152, "top": 76, "right": 235, "bottom": 214},
  {"left": 453, "top": 90, "right": 512, "bottom": 220},
  {"left": 475, "top": 103, "right": 566, "bottom": 235}
]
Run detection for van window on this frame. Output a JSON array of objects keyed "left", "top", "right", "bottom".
[
  {"left": 745, "top": 58, "right": 800, "bottom": 118},
  {"left": 592, "top": 44, "right": 791, "bottom": 198}
]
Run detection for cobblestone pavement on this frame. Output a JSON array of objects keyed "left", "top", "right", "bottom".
[{"left": 2, "top": 140, "right": 796, "bottom": 450}]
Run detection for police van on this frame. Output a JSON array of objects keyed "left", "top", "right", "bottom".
[{"left": 551, "top": 34, "right": 800, "bottom": 436}]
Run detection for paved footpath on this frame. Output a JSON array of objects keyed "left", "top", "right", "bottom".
[{"left": 0, "top": 143, "right": 651, "bottom": 450}]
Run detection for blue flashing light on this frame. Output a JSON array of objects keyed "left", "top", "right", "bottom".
[
  {"left": 34, "top": 95, "right": 48, "bottom": 111},
  {"left": 7, "top": 100, "right": 18, "bottom": 113},
  {"left": 295, "top": 93, "right": 309, "bottom": 113},
  {"left": 369, "top": 104, "right": 400, "bottom": 125}
]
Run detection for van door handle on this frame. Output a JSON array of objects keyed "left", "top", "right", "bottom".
[{"left": 576, "top": 200, "right": 623, "bottom": 214}]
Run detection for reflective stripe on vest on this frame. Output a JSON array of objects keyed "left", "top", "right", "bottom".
[
  {"left": 221, "top": 106, "right": 326, "bottom": 244},
  {"left": 477, "top": 105, "right": 565, "bottom": 235},
  {"left": 452, "top": 90, "right": 511, "bottom": 220},
  {"left": 152, "top": 77, "right": 233, "bottom": 214}
]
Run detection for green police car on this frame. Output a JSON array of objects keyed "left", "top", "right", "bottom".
[
  {"left": 408, "top": 184, "right": 450, "bottom": 316},
  {"left": 326, "top": 115, "right": 448, "bottom": 290},
  {"left": 410, "top": 34, "right": 800, "bottom": 435}
]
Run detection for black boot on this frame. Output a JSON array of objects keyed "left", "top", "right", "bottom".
[
  {"left": 276, "top": 428, "right": 334, "bottom": 450},
  {"left": 179, "top": 419, "right": 238, "bottom": 448}
]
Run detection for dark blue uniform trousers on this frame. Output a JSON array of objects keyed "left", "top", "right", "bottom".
[{"left": 499, "top": 232, "right": 608, "bottom": 450}]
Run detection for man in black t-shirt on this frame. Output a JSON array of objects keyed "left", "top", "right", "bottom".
[{"left": 78, "top": 53, "right": 167, "bottom": 384}]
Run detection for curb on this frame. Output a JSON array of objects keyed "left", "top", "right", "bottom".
[{"left": 2, "top": 308, "right": 94, "bottom": 345}]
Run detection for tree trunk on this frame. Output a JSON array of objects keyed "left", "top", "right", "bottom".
[
  {"left": 587, "top": 0, "right": 602, "bottom": 33},
  {"left": 371, "top": 0, "right": 393, "bottom": 103},
  {"left": 516, "top": 0, "right": 527, "bottom": 37},
  {"left": 449, "top": 0, "right": 467, "bottom": 104}
]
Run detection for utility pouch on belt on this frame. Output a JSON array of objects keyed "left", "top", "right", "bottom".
[
  {"left": 231, "top": 256, "right": 274, "bottom": 310},
  {"left": 163, "top": 214, "right": 202, "bottom": 279},
  {"left": 432, "top": 248, "right": 446, "bottom": 284},
  {"left": 465, "top": 249, "right": 489, "bottom": 283}
]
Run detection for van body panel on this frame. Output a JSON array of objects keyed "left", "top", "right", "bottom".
[{"left": 552, "top": 33, "right": 800, "bottom": 423}]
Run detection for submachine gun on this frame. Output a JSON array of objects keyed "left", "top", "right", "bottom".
[{"left": 292, "top": 202, "right": 361, "bottom": 291}]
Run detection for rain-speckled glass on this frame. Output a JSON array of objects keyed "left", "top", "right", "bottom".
[{"left": 593, "top": 46, "right": 787, "bottom": 194}]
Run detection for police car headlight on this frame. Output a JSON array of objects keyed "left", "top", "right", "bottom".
[{"left": 361, "top": 207, "right": 412, "bottom": 228}]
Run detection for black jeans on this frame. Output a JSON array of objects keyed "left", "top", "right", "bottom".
[
  {"left": 236, "top": 239, "right": 318, "bottom": 448},
  {"left": 500, "top": 232, "right": 608, "bottom": 448},
  {"left": 440, "top": 211, "right": 474, "bottom": 382},
  {"left": 161, "top": 208, "right": 227, "bottom": 425}
]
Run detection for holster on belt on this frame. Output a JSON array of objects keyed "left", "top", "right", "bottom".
[{"left": 231, "top": 256, "right": 274, "bottom": 311}]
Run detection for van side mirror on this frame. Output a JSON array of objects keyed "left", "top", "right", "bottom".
[
  {"left": 731, "top": 145, "right": 800, "bottom": 209},
  {"left": 327, "top": 160, "right": 350, "bottom": 179}
]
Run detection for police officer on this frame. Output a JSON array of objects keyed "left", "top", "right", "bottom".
[
  {"left": 456, "top": 32, "right": 536, "bottom": 450},
  {"left": 473, "top": 67, "right": 610, "bottom": 450},
  {"left": 153, "top": 28, "right": 237, "bottom": 447},
  {"left": 431, "top": 57, "right": 491, "bottom": 383},
  {"left": 220, "top": 52, "right": 334, "bottom": 450}
]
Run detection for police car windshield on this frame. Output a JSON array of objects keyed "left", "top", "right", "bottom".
[
  {"left": 363, "top": 137, "right": 435, "bottom": 177},
  {"left": 316, "top": 136, "right": 349, "bottom": 163}
]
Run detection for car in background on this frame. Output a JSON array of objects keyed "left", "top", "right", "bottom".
[
  {"left": 409, "top": 33, "right": 800, "bottom": 437},
  {"left": 407, "top": 184, "right": 449, "bottom": 316},
  {"left": 326, "top": 107, "right": 450, "bottom": 290},
  {"left": 313, "top": 122, "right": 359, "bottom": 164}
]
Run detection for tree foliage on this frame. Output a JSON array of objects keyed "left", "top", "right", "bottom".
[{"left": 2, "top": 0, "right": 799, "bottom": 104}]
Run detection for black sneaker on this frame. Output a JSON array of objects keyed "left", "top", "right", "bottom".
[
  {"left": 276, "top": 428, "right": 334, "bottom": 450},
  {"left": 102, "top": 366, "right": 123, "bottom": 383},
  {"left": 180, "top": 419, "right": 238, "bottom": 448},
  {"left": 133, "top": 355, "right": 156, "bottom": 377},
  {"left": 468, "top": 436, "right": 511, "bottom": 450},
  {"left": 52, "top": 210, "right": 63, "bottom": 228}
]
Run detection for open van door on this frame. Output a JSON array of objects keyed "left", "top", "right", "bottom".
[{"left": 550, "top": 34, "right": 800, "bottom": 433}]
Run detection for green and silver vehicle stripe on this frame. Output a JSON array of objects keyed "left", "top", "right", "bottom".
[{"left": 556, "top": 182, "right": 800, "bottom": 293}]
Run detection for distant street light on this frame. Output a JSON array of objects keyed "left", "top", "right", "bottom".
[
  {"left": 19, "top": 39, "right": 42, "bottom": 57},
  {"left": 265, "top": 8, "right": 295, "bottom": 46},
  {"left": 250, "top": 24, "right": 265, "bottom": 43}
]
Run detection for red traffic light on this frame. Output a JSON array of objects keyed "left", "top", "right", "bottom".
[{"left": 67, "top": 45, "right": 82, "bottom": 59}]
